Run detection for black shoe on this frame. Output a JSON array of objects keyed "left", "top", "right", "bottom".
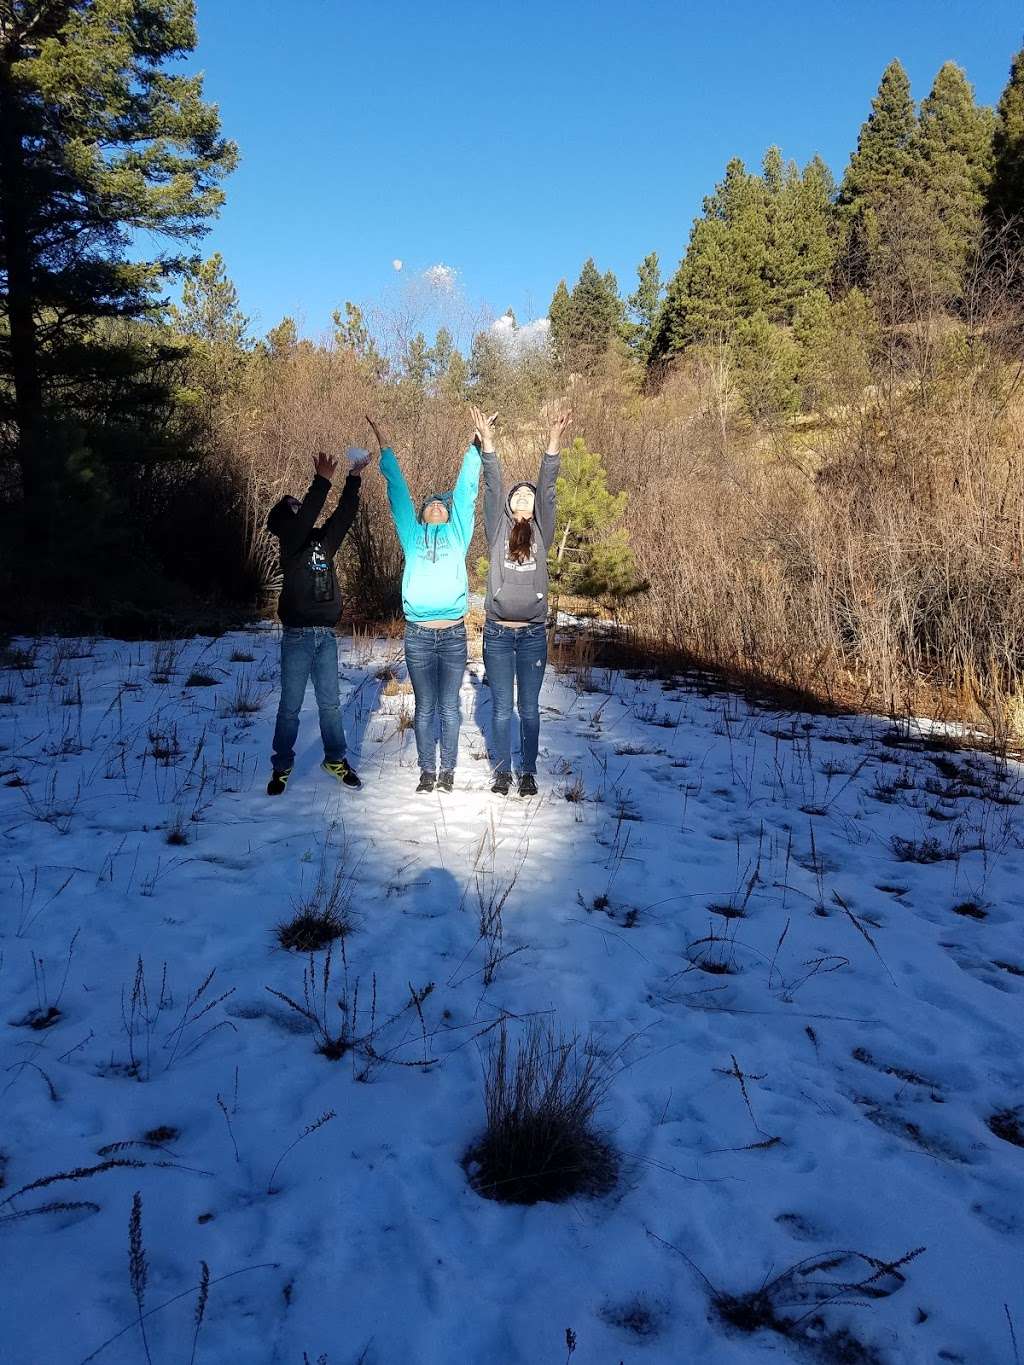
[
  {"left": 267, "top": 767, "right": 293, "bottom": 796},
  {"left": 491, "top": 771, "right": 513, "bottom": 795},
  {"left": 518, "top": 774, "right": 538, "bottom": 798},
  {"left": 416, "top": 770, "right": 436, "bottom": 793},
  {"left": 436, "top": 769, "right": 455, "bottom": 793},
  {"left": 322, "top": 759, "right": 362, "bottom": 789}
]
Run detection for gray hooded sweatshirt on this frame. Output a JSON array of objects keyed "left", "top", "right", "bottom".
[{"left": 482, "top": 447, "right": 560, "bottom": 624}]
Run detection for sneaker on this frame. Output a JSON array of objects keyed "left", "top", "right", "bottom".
[
  {"left": 436, "top": 769, "right": 455, "bottom": 793},
  {"left": 321, "top": 759, "right": 362, "bottom": 790},
  {"left": 416, "top": 770, "right": 436, "bottom": 793},
  {"left": 518, "top": 774, "right": 538, "bottom": 798},
  {"left": 491, "top": 771, "right": 513, "bottom": 795},
  {"left": 267, "top": 767, "right": 292, "bottom": 796}
]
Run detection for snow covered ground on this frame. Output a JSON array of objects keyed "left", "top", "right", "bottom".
[{"left": 1, "top": 626, "right": 1022, "bottom": 1365}]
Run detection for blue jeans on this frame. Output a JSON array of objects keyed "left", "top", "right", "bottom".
[
  {"left": 404, "top": 621, "right": 467, "bottom": 773},
  {"left": 482, "top": 620, "right": 548, "bottom": 776},
  {"left": 271, "top": 627, "right": 346, "bottom": 770}
]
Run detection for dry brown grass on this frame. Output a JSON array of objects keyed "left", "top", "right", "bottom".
[{"left": 210, "top": 274, "right": 1024, "bottom": 743}]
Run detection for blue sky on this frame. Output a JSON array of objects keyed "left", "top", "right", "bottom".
[{"left": 185, "top": 0, "right": 1022, "bottom": 346}]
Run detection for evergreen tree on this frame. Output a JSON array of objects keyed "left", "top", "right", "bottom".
[
  {"left": 171, "top": 253, "right": 248, "bottom": 349},
  {"left": 548, "top": 278, "right": 572, "bottom": 370},
  {"left": 989, "top": 44, "right": 1024, "bottom": 238},
  {"left": 652, "top": 158, "right": 769, "bottom": 355},
  {"left": 550, "top": 259, "right": 623, "bottom": 373},
  {"left": 426, "top": 326, "right": 454, "bottom": 386},
  {"left": 265, "top": 317, "right": 298, "bottom": 361},
  {"left": 840, "top": 59, "right": 919, "bottom": 206},
  {"left": 0, "top": 0, "right": 237, "bottom": 540},
  {"left": 766, "top": 154, "right": 837, "bottom": 322},
  {"left": 918, "top": 62, "right": 995, "bottom": 288},
  {"left": 403, "top": 331, "right": 429, "bottom": 388},
  {"left": 551, "top": 436, "right": 641, "bottom": 605},
  {"left": 837, "top": 59, "right": 920, "bottom": 284},
  {"left": 625, "top": 251, "right": 663, "bottom": 362},
  {"left": 168, "top": 252, "right": 249, "bottom": 403},
  {"left": 331, "top": 300, "right": 387, "bottom": 378},
  {"left": 731, "top": 312, "right": 802, "bottom": 426},
  {"left": 332, "top": 301, "right": 370, "bottom": 355}
]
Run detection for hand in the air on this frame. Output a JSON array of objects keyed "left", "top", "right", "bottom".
[
  {"left": 544, "top": 399, "right": 572, "bottom": 452},
  {"left": 469, "top": 405, "right": 498, "bottom": 453},
  {"left": 314, "top": 451, "right": 340, "bottom": 482},
  {"left": 365, "top": 415, "right": 389, "bottom": 454}
]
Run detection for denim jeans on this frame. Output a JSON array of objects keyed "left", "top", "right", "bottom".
[
  {"left": 482, "top": 620, "right": 548, "bottom": 776},
  {"left": 271, "top": 626, "right": 346, "bottom": 770},
  {"left": 404, "top": 621, "right": 467, "bottom": 773}
]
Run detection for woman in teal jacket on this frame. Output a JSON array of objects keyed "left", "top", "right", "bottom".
[{"left": 366, "top": 415, "right": 481, "bottom": 792}]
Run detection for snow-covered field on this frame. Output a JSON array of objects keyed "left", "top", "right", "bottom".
[{"left": 2, "top": 626, "right": 1022, "bottom": 1365}]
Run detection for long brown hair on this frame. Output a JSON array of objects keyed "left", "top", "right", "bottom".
[{"left": 507, "top": 518, "right": 533, "bottom": 564}]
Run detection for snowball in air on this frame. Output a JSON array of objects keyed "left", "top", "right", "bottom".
[{"left": 392, "top": 259, "right": 403, "bottom": 271}]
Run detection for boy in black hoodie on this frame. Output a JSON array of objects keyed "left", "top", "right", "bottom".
[{"left": 264, "top": 449, "right": 369, "bottom": 795}]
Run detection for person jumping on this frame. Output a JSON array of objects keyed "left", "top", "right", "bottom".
[{"left": 264, "top": 448, "right": 370, "bottom": 795}]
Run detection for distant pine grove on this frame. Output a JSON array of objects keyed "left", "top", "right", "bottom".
[
  {"left": 5, "top": 6, "right": 1024, "bottom": 738},
  {"left": 543, "top": 52, "right": 1023, "bottom": 399}
]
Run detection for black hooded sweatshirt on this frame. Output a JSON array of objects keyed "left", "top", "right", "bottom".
[{"left": 266, "top": 473, "right": 362, "bottom": 627}]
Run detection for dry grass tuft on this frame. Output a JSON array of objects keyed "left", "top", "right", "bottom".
[{"left": 464, "top": 1020, "right": 618, "bottom": 1205}]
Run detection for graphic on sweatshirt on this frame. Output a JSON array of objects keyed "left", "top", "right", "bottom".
[{"left": 308, "top": 541, "right": 334, "bottom": 603}]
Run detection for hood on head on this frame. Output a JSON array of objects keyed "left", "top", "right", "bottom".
[
  {"left": 266, "top": 496, "right": 298, "bottom": 536},
  {"left": 506, "top": 481, "right": 538, "bottom": 518},
  {"left": 418, "top": 490, "right": 454, "bottom": 523}
]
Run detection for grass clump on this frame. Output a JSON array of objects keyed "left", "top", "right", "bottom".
[
  {"left": 987, "top": 1108, "right": 1024, "bottom": 1147},
  {"left": 464, "top": 1020, "right": 618, "bottom": 1205},
  {"left": 276, "top": 826, "right": 357, "bottom": 952}
]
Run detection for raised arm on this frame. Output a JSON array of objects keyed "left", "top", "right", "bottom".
[
  {"left": 277, "top": 452, "right": 336, "bottom": 552},
  {"left": 449, "top": 443, "right": 482, "bottom": 550},
  {"left": 470, "top": 406, "right": 503, "bottom": 544},
  {"left": 367, "top": 416, "right": 418, "bottom": 551},
  {"left": 536, "top": 401, "right": 572, "bottom": 546},
  {"left": 321, "top": 474, "right": 362, "bottom": 555}
]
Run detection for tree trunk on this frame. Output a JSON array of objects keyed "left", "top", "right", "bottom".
[{"left": 0, "top": 56, "right": 49, "bottom": 539}]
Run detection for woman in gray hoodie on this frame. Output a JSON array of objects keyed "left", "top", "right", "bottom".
[{"left": 474, "top": 401, "right": 572, "bottom": 797}]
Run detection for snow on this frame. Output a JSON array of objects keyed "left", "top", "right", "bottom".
[{"left": 1, "top": 627, "right": 1022, "bottom": 1365}]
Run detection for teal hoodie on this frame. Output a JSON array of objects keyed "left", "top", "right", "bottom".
[{"left": 380, "top": 445, "right": 481, "bottom": 622}]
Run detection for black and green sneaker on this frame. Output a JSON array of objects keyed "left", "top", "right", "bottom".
[
  {"left": 436, "top": 769, "right": 455, "bottom": 793},
  {"left": 416, "top": 770, "right": 436, "bottom": 793},
  {"left": 267, "top": 767, "right": 293, "bottom": 796},
  {"left": 518, "top": 774, "right": 538, "bottom": 798},
  {"left": 322, "top": 759, "right": 362, "bottom": 790},
  {"left": 491, "top": 771, "right": 513, "bottom": 795}
]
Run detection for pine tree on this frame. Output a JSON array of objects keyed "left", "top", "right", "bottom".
[
  {"left": 171, "top": 253, "right": 248, "bottom": 349},
  {"left": 331, "top": 300, "right": 387, "bottom": 378},
  {"left": 551, "top": 436, "right": 641, "bottom": 605},
  {"left": 989, "top": 44, "right": 1024, "bottom": 239},
  {"left": 0, "top": 0, "right": 237, "bottom": 539},
  {"left": 403, "top": 332, "right": 430, "bottom": 388},
  {"left": 652, "top": 158, "right": 769, "bottom": 355},
  {"left": 548, "top": 279, "right": 572, "bottom": 370},
  {"left": 426, "top": 326, "right": 454, "bottom": 386},
  {"left": 550, "top": 260, "right": 623, "bottom": 373},
  {"left": 838, "top": 60, "right": 920, "bottom": 285},
  {"left": 265, "top": 317, "right": 298, "bottom": 361},
  {"left": 169, "top": 252, "right": 249, "bottom": 401},
  {"left": 766, "top": 154, "right": 836, "bottom": 322},
  {"left": 840, "top": 59, "right": 919, "bottom": 206},
  {"left": 918, "top": 62, "right": 995, "bottom": 288},
  {"left": 625, "top": 252, "right": 663, "bottom": 362}
]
